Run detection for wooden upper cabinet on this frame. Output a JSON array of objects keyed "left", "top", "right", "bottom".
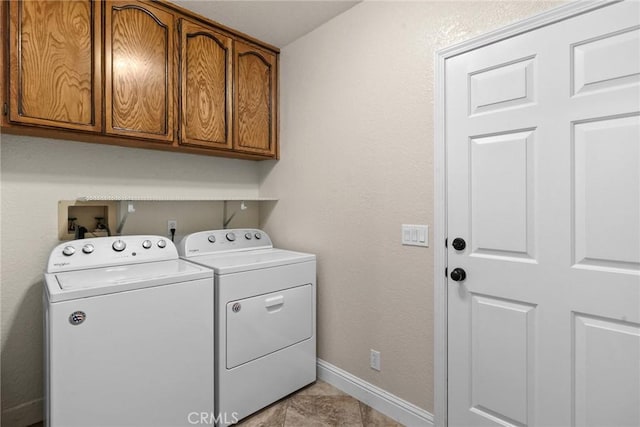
[
  {"left": 8, "top": 0, "right": 102, "bottom": 131},
  {"left": 179, "top": 19, "right": 232, "bottom": 150},
  {"left": 234, "top": 41, "right": 277, "bottom": 157},
  {"left": 105, "top": 1, "right": 174, "bottom": 142}
]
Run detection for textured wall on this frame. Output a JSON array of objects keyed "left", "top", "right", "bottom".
[
  {"left": 260, "top": 0, "right": 562, "bottom": 412},
  {"left": 0, "top": 135, "right": 261, "bottom": 425}
]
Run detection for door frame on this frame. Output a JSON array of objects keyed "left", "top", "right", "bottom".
[{"left": 432, "top": 1, "right": 620, "bottom": 425}]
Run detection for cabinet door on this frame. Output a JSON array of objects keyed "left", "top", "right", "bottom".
[
  {"left": 8, "top": 0, "right": 101, "bottom": 131},
  {"left": 234, "top": 41, "right": 277, "bottom": 157},
  {"left": 179, "top": 19, "right": 232, "bottom": 150},
  {"left": 105, "top": 1, "right": 174, "bottom": 142}
]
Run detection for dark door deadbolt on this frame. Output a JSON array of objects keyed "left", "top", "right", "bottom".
[{"left": 452, "top": 238, "right": 466, "bottom": 251}]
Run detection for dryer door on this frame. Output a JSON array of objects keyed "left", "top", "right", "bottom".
[{"left": 226, "top": 284, "right": 312, "bottom": 369}]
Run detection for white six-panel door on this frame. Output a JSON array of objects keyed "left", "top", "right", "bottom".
[{"left": 446, "top": 1, "right": 640, "bottom": 425}]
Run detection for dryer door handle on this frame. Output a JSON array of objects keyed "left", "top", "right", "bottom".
[{"left": 265, "top": 295, "right": 284, "bottom": 311}]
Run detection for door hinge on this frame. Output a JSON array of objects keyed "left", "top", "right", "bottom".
[
  {"left": 445, "top": 238, "right": 448, "bottom": 248},
  {"left": 445, "top": 267, "right": 448, "bottom": 278},
  {"left": 3, "top": 103, "right": 7, "bottom": 116}
]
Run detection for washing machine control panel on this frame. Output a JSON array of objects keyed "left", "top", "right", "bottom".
[
  {"left": 47, "top": 235, "right": 178, "bottom": 273},
  {"left": 179, "top": 229, "right": 273, "bottom": 257}
]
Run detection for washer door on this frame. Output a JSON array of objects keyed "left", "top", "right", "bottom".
[{"left": 226, "top": 284, "right": 312, "bottom": 369}]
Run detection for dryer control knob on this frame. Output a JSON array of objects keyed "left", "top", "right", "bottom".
[
  {"left": 208, "top": 235, "right": 216, "bottom": 243},
  {"left": 142, "top": 240, "right": 152, "bottom": 249},
  {"left": 245, "top": 233, "right": 253, "bottom": 240},
  {"left": 82, "top": 244, "right": 95, "bottom": 254},
  {"left": 226, "top": 232, "right": 236, "bottom": 242},
  {"left": 62, "top": 246, "right": 76, "bottom": 256},
  {"left": 112, "top": 240, "right": 126, "bottom": 252},
  {"left": 157, "top": 239, "right": 167, "bottom": 248},
  {"left": 254, "top": 232, "right": 261, "bottom": 240}
]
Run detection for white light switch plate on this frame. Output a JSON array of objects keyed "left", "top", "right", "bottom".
[{"left": 402, "top": 224, "right": 429, "bottom": 247}]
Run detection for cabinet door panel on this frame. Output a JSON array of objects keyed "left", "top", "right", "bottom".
[
  {"left": 105, "top": 1, "right": 174, "bottom": 142},
  {"left": 179, "top": 19, "right": 232, "bottom": 149},
  {"left": 234, "top": 42, "right": 277, "bottom": 157},
  {"left": 9, "top": 0, "right": 101, "bottom": 131}
]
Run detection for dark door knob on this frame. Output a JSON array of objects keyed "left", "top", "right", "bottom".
[
  {"left": 450, "top": 268, "right": 466, "bottom": 282},
  {"left": 452, "top": 238, "right": 466, "bottom": 251}
]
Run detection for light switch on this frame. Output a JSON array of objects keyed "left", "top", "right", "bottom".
[{"left": 402, "top": 224, "right": 429, "bottom": 247}]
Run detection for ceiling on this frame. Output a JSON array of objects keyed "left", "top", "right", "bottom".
[{"left": 172, "top": 1, "right": 361, "bottom": 48}]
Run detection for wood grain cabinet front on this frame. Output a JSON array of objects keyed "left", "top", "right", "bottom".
[
  {"left": 234, "top": 41, "right": 277, "bottom": 157},
  {"left": 104, "top": 1, "right": 174, "bottom": 142},
  {"left": 8, "top": 0, "right": 102, "bottom": 132},
  {"left": 3, "top": 0, "right": 279, "bottom": 159},
  {"left": 179, "top": 19, "right": 233, "bottom": 150}
]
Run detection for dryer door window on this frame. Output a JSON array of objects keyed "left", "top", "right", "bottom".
[{"left": 226, "top": 284, "right": 312, "bottom": 369}]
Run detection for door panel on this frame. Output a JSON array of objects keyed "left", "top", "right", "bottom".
[
  {"left": 469, "top": 56, "right": 535, "bottom": 116},
  {"left": 573, "top": 314, "right": 640, "bottom": 426},
  {"left": 226, "top": 284, "right": 312, "bottom": 369},
  {"left": 105, "top": 1, "right": 174, "bottom": 142},
  {"left": 446, "top": 1, "right": 640, "bottom": 425},
  {"left": 470, "top": 130, "right": 536, "bottom": 260},
  {"left": 179, "top": 19, "right": 232, "bottom": 149},
  {"left": 571, "top": 27, "right": 640, "bottom": 96},
  {"left": 234, "top": 41, "right": 277, "bottom": 157},
  {"left": 573, "top": 115, "right": 640, "bottom": 271},
  {"left": 9, "top": 0, "right": 101, "bottom": 131},
  {"left": 470, "top": 295, "right": 535, "bottom": 426}
]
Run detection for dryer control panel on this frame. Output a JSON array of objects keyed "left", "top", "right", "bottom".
[
  {"left": 47, "top": 235, "right": 178, "bottom": 273},
  {"left": 178, "top": 229, "right": 273, "bottom": 257}
]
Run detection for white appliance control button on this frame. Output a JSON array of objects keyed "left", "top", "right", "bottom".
[
  {"left": 82, "top": 244, "right": 95, "bottom": 254},
  {"left": 208, "top": 235, "right": 216, "bottom": 243},
  {"left": 62, "top": 246, "right": 76, "bottom": 256},
  {"left": 142, "top": 240, "right": 152, "bottom": 249},
  {"left": 245, "top": 233, "right": 252, "bottom": 240},
  {"left": 112, "top": 240, "right": 126, "bottom": 252},
  {"left": 254, "top": 232, "right": 261, "bottom": 240},
  {"left": 157, "top": 239, "right": 167, "bottom": 248},
  {"left": 226, "top": 232, "right": 236, "bottom": 242}
]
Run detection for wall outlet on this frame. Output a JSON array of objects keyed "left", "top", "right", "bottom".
[
  {"left": 370, "top": 349, "right": 381, "bottom": 371},
  {"left": 167, "top": 220, "right": 177, "bottom": 236}
]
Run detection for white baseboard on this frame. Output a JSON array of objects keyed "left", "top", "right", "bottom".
[
  {"left": 316, "top": 359, "right": 434, "bottom": 427},
  {"left": 1, "top": 398, "right": 43, "bottom": 427}
]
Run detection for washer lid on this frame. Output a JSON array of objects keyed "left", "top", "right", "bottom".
[
  {"left": 186, "top": 248, "right": 315, "bottom": 274},
  {"left": 46, "top": 259, "right": 212, "bottom": 302}
]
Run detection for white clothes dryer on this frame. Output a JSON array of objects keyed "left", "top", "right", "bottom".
[
  {"left": 178, "top": 229, "right": 316, "bottom": 425},
  {"left": 44, "top": 236, "right": 214, "bottom": 427}
]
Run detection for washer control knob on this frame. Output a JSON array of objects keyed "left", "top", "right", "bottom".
[
  {"left": 112, "top": 240, "right": 126, "bottom": 252},
  {"left": 62, "top": 246, "right": 76, "bottom": 256},
  {"left": 245, "top": 233, "right": 253, "bottom": 240},
  {"left": 254, "top": 232, "right": 262, "bottom": 240},
  {"left": 208, "top": 235, "right": 216, "bottom": 243},
  {"left": 226, "top": 232, "right": 236, "bottom": 242},
  {"left": 82, "top": 244, "right": 95, "bottom": 254},
  {"left": 157, "top": 239, "right": 167, "bottom": 248},
  {"left": 142, "top": 240, "right": 152, "bottom": 249}
]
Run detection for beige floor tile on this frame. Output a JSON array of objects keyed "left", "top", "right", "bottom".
[
  {"left": 296, "top": 380, "right": 348, "bottom": 397},
  {"left": 358, "top": 402, "right": 403, "bottom": 427},
  {"left": 285, "top": 395, "right": 363, "bottom": 427},
  {"left": 237, "top": 398, "right": 290, "bottom": 427}
]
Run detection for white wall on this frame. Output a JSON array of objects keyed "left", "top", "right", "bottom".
[
  {"left": 260, "top": 0, "right": 562, "bottom": 412},
  {"left": 0, "top": 134, "right": 261, "bottom": 425}
]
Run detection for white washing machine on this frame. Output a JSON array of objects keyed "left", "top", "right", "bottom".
[
  {"left": 44, "top": 236, "right": 214, "bottom": 427},
  {"left": 178, "top": 229, "right": 316, "bottom": 425}
]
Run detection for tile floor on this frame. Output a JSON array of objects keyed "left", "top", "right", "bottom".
[
  {"left": 238, "top": 380, "right": 403, "bottom": 427},
  {"left": 28, "top": 380, "right": 403, "bottom": 427}
]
